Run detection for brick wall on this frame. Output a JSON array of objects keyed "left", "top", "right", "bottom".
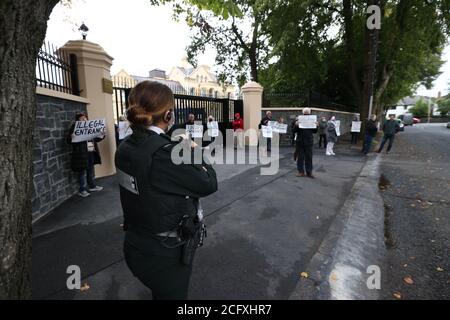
[
  {"left": 261, "top": 108, "right": 359, "bottom": 146},
  {"left": 32, "top": 95, "right": 87, "bottom": 221}
]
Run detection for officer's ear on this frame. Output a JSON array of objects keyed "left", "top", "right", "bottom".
[{"left": 164, "top": 110, "right": 172, "bottom": 123}]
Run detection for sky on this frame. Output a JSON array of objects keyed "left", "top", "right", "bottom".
[{"left": 45, "top": 0, "right": 449, "bottom": 97}]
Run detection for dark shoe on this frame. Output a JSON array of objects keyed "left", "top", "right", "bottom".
[
  {"left": 307, "top": 174, "right": 315, "bottom": 179},
  {"left": 296, "top": 172, "right": 305, "bottom": 177}
]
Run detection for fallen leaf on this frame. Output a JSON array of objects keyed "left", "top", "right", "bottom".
[
  {"left": 316, "top": 216, "right": 320, "bottom": 220},
  {"left": 410, "top": 204, "right": 416, "bottom": 208},
  {"left": 330, "top": 273, "right": 338, "bottom": 282},
  {"left": 437, "top": 267, "right": 444, "bottom": 272},
  {"left": 300, "top": 272, "right": 309, "bottom": 278},
  {"left": 80, "top": 283, "right": 90, "bottom": 292},
  {"left": 403, "top": 264, "right": 408, "bottom": 268},
  {"left": 393, "top": 292, "right": 402, "bottom": 300},
  {"left": 403, "top": 276, "right": 414, "bottom": 285}
]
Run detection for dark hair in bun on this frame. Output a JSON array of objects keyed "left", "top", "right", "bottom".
[{"left": 127, "top": 81, "right": 174, "bottom": 128}]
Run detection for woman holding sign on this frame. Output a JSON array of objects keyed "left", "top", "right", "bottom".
[
  {"left": 115, "top": 81, "right": 217, "bottom": 300},
  {"left": 67, "top": 112, "right": 105, "bottom": 198}
]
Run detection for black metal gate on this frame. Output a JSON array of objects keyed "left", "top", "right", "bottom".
[{"left": 113, "top": 87, "right": 243, "bottom": 144}]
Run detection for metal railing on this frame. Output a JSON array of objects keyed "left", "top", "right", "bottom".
[{"left": 36, "top": 41, "right": 79, "bottom": 95}]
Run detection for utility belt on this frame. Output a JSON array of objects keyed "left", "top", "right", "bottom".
[{"left": 158, "top": 199, "right": 207, "bottom": 265}]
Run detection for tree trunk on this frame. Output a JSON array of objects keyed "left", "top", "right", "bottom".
[{"left": 0, "top": 0, "right": 58, "bottom": 299}]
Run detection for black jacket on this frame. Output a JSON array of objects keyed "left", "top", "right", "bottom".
[
  {"left": 293, "top": 125, "right": 318, "bottom": 147},
  {"left": 259, "top": 116, "right": 271, "bottom": 130},
  {"left": 67, "top": 123, "right": 103, "bottom": 172},
  {"left": 365, "top": 120, "right": 378, "bottom": 137},
  {"left": 115, "top": 128, "right": 217, "bottom": 256}
]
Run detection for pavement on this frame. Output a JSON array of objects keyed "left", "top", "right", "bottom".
[
  {"left": 32, "top": 136, "right": 373, "bottom": 300},
  {"left": 377, "top": 123, "right": 450, "bottom": 300}
]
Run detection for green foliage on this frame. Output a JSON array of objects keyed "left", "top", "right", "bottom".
[
  {"left": 409, "top": 98, "right": 429, "bottom": 118},
  {"left": 437, "top": 96, "right": 450, "bottom": 116}
]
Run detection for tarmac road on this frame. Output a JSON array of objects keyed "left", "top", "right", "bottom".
[{"left": 378, "top": 123, "right": 450, "bottom": 299}]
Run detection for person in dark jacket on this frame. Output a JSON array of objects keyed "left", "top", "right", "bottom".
[
  {"left": 259, "top": 111, "right": 272, "bottom": 153},
  {"left": 377, "top": 114, "right": 400, "bottom": 154},
  {"left": 115, "top": 81, "right": 217, "bottom": 300},
  {"left": 362, "top": 114, "right": 378, "bottom": 155},
  {"left": 318, "top": 116, "right": 328, "bottom": 149},
  {"left": 293, "top": 108, "right": 318, "bottom": 178},
  {"left": 67, "top": 112, "right": 105, "bottom": 197}
]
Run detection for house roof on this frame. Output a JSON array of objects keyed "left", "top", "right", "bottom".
[{"left": 131, "top": 75, "right": 186, "bottom": 94}]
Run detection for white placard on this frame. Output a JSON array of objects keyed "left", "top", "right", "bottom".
[
  {"left": 262, "top": 125, "right": 273, "bottom": 138},
  {"left": 268, "top": 121, "right": 277, "bottom": 128},
  {"left": 119, "top": 121, "right": 132, "bottom": 140},
  {"left": 351, "top": 121, "right": 361, "bottom": 133},
  {"left": 273, "top": 123, "right": 288, "bottom": 134},
  {"left": 335, "top": 120, "right": 341, "bottom": 137},
  {"left": 186, "top": 124, "right": 204, "bottom": 138},
  {"left": 72, "top": 119, "right": 106, "bottom": 143},
  {"left": 298, "top": 115, "right": 317, "bottom": 129},
  {"left": 207, "top": 121, "right": 219, "bottom": 137}
]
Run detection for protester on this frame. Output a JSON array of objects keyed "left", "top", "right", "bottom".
[
  {"left": 318, "top": 116, "right": 328, "bottom": 149},
  {"left": 293, "top": 108, "right": 318, "bottom": 178},
  {"left": 377, "top": 114, "right": 400, "bottom": 154},
  {"left": 232, "top": 112, "right": 244, "bottom": 149},
  {"left": 326, "top": 116, "right": 338, "bottom": 156},
  {"left": 206, "top": 115, "right": 216, "bottom": 147},
  {"left": 351, "top": 115, "right": 359, "bottom": 145},
  {"left": 259, "top": 111, "right": 272, "bottom": 153},
  {"left": 362, "top": 114, "right": 378, "bottom": 155},
  {"left": 115, "top": 81, "right": 217, "bottom": 300},
  {"left": 67, "top": 112, "right": 105, "bottom": 198}
]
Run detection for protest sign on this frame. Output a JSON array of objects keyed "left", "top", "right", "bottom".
[
  {"left": 298, "top": 115, "right": 317, "bottom": 129},
  {"left": 119, "top": 121, "right": 133, "bottom": 140},
  {"left": 335, "top": 120, "right": 341, "bottom": 136},
  {"left": 186, "top": 124, "right": 204, "bottom": 138},
  {"left": 268, "top": 121, "right": 277, "bottom": 128},
  {"left": 262, "top": 125, "right": 273, "bottom": 138},
  {"left": 351, "top": 121, "right": 362, "bottom": 133},
  {"left": 72, "top": 119, "right": 106, "bottom": 143},
  {"left": 273, "top": 123, "right": 288, "bottom": 134},
  {"left": 207, "top": 121, "right": 219, "bottom": 137}
]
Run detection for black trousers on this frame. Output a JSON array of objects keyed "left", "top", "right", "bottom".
[
  {"left": 124, "top": 241, "right": 192, "bottom": 300},
  {"left": 378, "top": 134, "right": 395, "bottom": 152},
  {"left": 319, "top": 134, "right": 327, "bottom": 148},
  {"left": 351, "top": 133, "right": 358, "bottom": 144},
  {"left": 296, "top": 145, "right": 313, "bottom": 175}
]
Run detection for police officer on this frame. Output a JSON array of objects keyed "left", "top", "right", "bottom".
[{"left": 115, "top": 81, "right": 218, "bottom": 300}]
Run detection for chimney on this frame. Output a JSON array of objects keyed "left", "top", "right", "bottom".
[
  {"left": 149, "top": 69, "right": 166, "bottom": 79},
  {"left": 437, "top": 91, "right": 441, "bottom": 99}
]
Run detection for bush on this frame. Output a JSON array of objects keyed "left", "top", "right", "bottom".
[
  {"left": 437, "top": 98, "right": 450, "bottom": 116},
  {"left": 409, "top": 98, "right": 429, "bottom": 118}
]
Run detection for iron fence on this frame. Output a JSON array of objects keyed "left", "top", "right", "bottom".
[{"left": 36, "top": 41, "right": 79, "bottom": 95}]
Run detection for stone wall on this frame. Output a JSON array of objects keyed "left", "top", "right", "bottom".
[
  {"left": 262, "top": 108, "right": 359, "bottom": 146},
  {"left": 32, "top": 94, "right": 87, "bottom": 221}
]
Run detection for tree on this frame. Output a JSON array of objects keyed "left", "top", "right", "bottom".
[
  {"left": 261, "top": 0, "right": 450, "bottom": 124},
  {"left": 437, "top": 94, "right": 450, "bottom": 116},
  {"left": 409, "top": 98, "right": 429, "bottom": 118},
  {"left": 0, "top": 0, "right": 239, "bottom": 300},
  {"left": 177, "top": 0, "right": 271, "bottom": 86}
]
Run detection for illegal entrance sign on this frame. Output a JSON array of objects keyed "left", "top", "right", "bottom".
[
  {"left": 298, "top": 115, "right": 317, "bottom": 129},
  {"left": 72, "top": 119, "right": 106, "bottom": 143},
  {"left": 207, "top": 121, "right": 219, "bottom": 137},
  {"left": 119, "top": 121, "right": 132, "bottom": 140},
  {"left": 262, "top": 125, "right": 273, "bottom": 138},
  {"left": 351, "top": 121, "right": 362, "bottom": 133},
  {"left": 186, "top": 124, "right": 204, "bottom": 138}
]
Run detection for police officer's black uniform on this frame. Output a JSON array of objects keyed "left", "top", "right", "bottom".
[{"left": 115, "top": 126, "right": 217, "bottom": 299}]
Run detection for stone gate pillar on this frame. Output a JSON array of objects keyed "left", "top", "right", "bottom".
[
  {"left": 242, "top": 81, "right": 263, "bottom": 146},
  {"left": 61, "top": 40, "right": 116, "bottom": 178}
]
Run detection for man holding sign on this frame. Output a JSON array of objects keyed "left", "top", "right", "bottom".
[
  {"left": 293, "top": 108, "right": 318, "bottom": 178},
  {"left": 67, "top": 112, "right": 105, "bottom": 197}
]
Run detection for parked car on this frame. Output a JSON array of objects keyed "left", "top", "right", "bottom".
[
  {"left": 447, "top": 122, "right": 450, "bottom": 129},
  {"left": 413, "top": 117, "right": 421, "bottom": 124},
  {"left": 402, "top": 113, "right": 414, "bottom": 126},
  {"left": 396, "top": 119, "right": 405, "bottom": 132}
]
